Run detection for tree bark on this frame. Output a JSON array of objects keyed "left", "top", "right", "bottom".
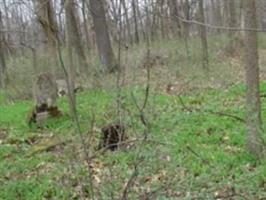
[
  {"left": 121, "top": 0, "right": 133, "bottom": 45},
  {"left": 82, "top": 0, "right": 91, "bottom": 51},
  {"left": 210, "top": 0, "right": 222, "bottom": 34},
  {"left": 226, "top": 0, "right": 237, "bottom": 54},
  {"left": 168, "top": 0, "right": 182, "bottom": 37},
  {"left": 0, "top": 10, "right": 7, "bottom": 89},
  {"left": 198, "top": 0, "right": 209, "bottom": 70},
  {"left": 132, "top": 0, "right": 140, "bottom": 43},
  {"left": 159, "top": 0, "right": 166, "bottom": 39},
  {"left": 88, "top": 0, "right": 117, "bottom": 73},
  {"left": 65, "top": 0, "right": 78, "bottom": 116},
  {"left": 64, "top": 0, "right": 89, "bottom": 75},
  {"left": 34, "top": 0, "right": 59, "bottom": 74},
  {"left": 244, "top": 0, "right": 264, "bottom": 157},
  {"left": 228, "top": 0, "right": 237, "bottom": 39}
]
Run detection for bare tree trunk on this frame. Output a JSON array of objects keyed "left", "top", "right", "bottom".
[
  {"left": 261, "top": 0, "right": 266, "bottom": 29},
  {"left": 228, "top": 1, "right": 237, "bottom": 54},
  {"left": 2, "top": 0, "right": 11, "bottom": 44},
  {"left": 0, "top": 41, "right": 6, "bottom": 90},
  {"left": 181, "top": 0, "right": 190, "bottom": 58},
  {"left": 229, "top": 1, "right": 237, "bottom": 28},
  {"left": 32, "top": 31, "right": 38, "bottom": 76},
  {"left": 64, "top": 0, "right": 89, "bottom": 75},
  {"left": 132, "top": 0, "right": 140, "bottom": 43},
  {"left": 0, "top": 10, "right": 6, "bottom": 89},
  {"left": 35, "top": 0, "right": 59, "bottom": 74},
  {"left": 210, "top": 0, "right": 222, "bottom": 34},
  {"left": 65, "top": 0, "right": 78, "bottom": 116},
  {"left": 198, "top": 0, "right": 209, "bottom": 70},
  {"left": 244, "top": 0, "right": 264, "bottom": 157},
  {"left": 223, "top": 0, "right": 229, "bottom": 28},
  {"left": 136, "top": 0, "right": 147, "bottom": 41},
  {"left": 216, "top": 0, "right": 223, "bottom": 33},
  {"left": 151, "top": 1, "right": 159, "bottom": 41},
  {"left": 159, "top": 0, "right": 166, "bottom": 39},
  {"left": 143, "top": 0, "right": 152, "bottom": 41},
  {"left": 121, "top": 0, "right": 133, "bottom": 45},
  {"left": 82, "top": 0, "right": 91, "bottom": 52},
  {"left": 256, "top": 0, "right": 264, "bottom": 29},
  {"left": 88, "top": 0, "right": 117, "bottom": 73},
  {"left": 168, "top": 0, "right": 182, "bottom": 37}
]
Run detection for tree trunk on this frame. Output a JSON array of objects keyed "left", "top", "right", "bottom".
[
  {"left": 82, "top": 0, "right": 91, "bottom": 51},
  {"left": 2, "top": 0, "right": 11, "bottom": 45},
  {"left": 159, "top": 0, "right": 166, "bottom": 39},
  {"left": 226, "top": 0, "right": 237, "bottom": 55},
  {"left": 64, "top": 0, "right": 88, "bottom": 75},
  {"left": 143, "top": 0, "right": 152, "bottom": 41},
  {"left": 168, "top": 0, "right": 182, "bottom": 37},
  {"left": 0, "top": 40, "right": 6, "bottom": 89},
  {"left": 0, "top": 10, "right": 6, "bottom": 89},
  {"left": 132, "top": 0, "right": 140, "bottom": 43},
  {"left": 151, "top": 1, "right": 159, "bottom": 41},
  {"left": 88, "top": 0, "right": 117, "bottom": 73},
  {"left": 65, "top": 0, "right": 78, "bottom": 116},
  {"left": 198, "top": 0, "right": 209, "bottom": 70},
  {"left": 136, "top": 0, "right": 147, "bottom": 41},
  {"left": 34, "top": 0, "right": 59, "bottom": 74},
  {"left": 244, "top": 0, "right": 264, "bottom": 157},
  {"left": 210, "top": 0, "right": 222, "bottom": 34},
  {"left": 121, "top": 0, "right": 133, "bottom": 45}
]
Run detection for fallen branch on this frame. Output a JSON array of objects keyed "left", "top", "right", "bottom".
[
  {"left": 177, "top": 96, "right": 245, "bottom": 123},
  {"left": 27, "top": 136, "right": 70, "bottom": 157},
  {"left": 206, "top": 110, "right": 245, "bottom": 123},
  {"left": 186, "top": 145, "right": 211, "bottom": 166}
]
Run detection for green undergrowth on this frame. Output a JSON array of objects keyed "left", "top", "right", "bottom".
[{"left": 0, "top": 84, "right": 266, "bottom": 199}]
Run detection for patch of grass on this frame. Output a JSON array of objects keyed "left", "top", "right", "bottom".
[
  {"left": 2, "top": 84, "right": 265, "bottom": 199},
  {"left": 1, "top": 35, "right": 266, "bottom": 198}
]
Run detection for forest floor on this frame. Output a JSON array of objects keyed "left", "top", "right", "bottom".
[{"left": 0, "top": 36, "right": 266, "bottom": 199}]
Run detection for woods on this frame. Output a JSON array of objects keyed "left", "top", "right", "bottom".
[{"left": 0, "top": 0, "right": 266, "bottom": 199}]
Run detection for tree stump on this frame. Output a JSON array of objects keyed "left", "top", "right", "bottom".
[{"left": 98, "top": 123, "right": 126, "bottom": 151}]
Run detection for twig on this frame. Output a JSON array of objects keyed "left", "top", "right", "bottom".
[
  {"left": 177, "top": 96, "right": 245, "bottom": 123},
  {"left": 178, "top": 96, "right": 193, "bottom": 112},
  {"left": 87, "top": 137, "right": 171, "bottom": 160},
  {"left": 176, "top": 15, "right": 266, "bottom": 32},
  {"left": 55, "top": 31, "right": 95, "bottom": 199},
  {"left": 186, "top": 145, "right": 210, "bottom": 166},
  {"left": 206, "top": 110, "right": 245, "bottom": 123},
  {"left": 89, "top": 138, "right": 139, "bottom": 160},
  {"left": 121, "top": 160, "right": 141, "bottom": 200},
  {"left": 120, "top": 28, "right": 152, "bottom": 200},
  {"left": 130, "top": 36, "right": 151, "bottom": 139}
]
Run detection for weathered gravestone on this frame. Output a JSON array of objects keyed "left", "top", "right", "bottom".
[{"left": 27, "top": 73, "right": 62, "bottom": 127}]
